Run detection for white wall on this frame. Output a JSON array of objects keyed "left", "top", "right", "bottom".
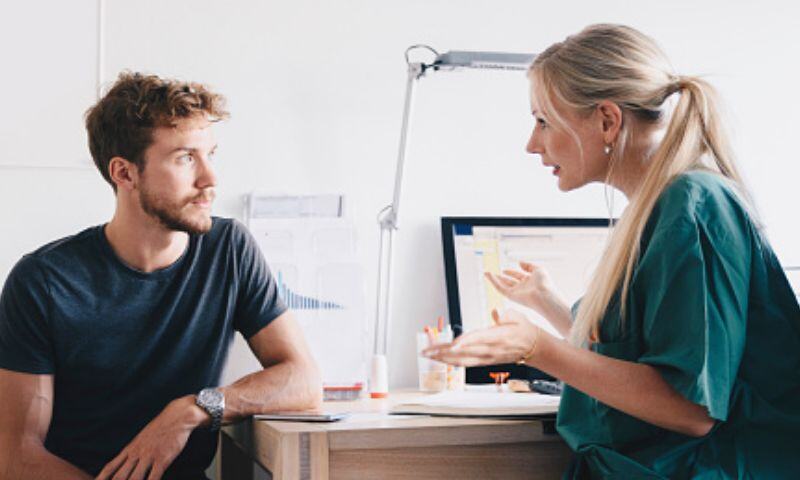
[{"left": 2, "top": 1, "right": 799, "bottom": 394}]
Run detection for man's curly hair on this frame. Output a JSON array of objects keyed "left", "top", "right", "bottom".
[{"left": 85, "top": 72, "right": 229, "bottom": 190}]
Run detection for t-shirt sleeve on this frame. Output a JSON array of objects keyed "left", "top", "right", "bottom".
[
  {"left": 231, "top": 221, "right": 288, "bottom": 338},
  {"left": 0, "top": 255, "right": 55, "bottom": 374},
  {"left": 633, "top": 190, "right": 751, "bottom": 422}
]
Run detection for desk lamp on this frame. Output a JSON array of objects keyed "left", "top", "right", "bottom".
[{"left": 370, "top": 46, "right": 537, "bottom": 398}]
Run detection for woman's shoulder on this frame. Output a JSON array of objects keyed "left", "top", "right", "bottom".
[{"left": 652, "top": 169, "right": 752, "bottom": 231}]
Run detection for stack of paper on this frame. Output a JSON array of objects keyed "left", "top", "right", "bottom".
[{"left": 390, "top": 389, "right": 560, "bottom": 417}]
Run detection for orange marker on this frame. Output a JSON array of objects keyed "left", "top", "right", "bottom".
[
  {"left": 424, "top": 326, "right": 435, "bottom": 345},
  {"left": 437, "top": 316, "right": 444, "bottom": 333},
  {"left": 489, "top": 372, "right": 510, "bottom": 391}
]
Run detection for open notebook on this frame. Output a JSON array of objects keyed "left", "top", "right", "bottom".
[{"left": 390, "top": 388, "right": 560, "bottom": 418}]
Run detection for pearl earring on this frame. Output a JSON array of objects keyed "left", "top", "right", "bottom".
[{"left": 603, "top": 144, "right": 612, "bottom": 155}]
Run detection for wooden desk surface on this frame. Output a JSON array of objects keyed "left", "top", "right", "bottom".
[{"left": 221, "top": 391, "right": 573, "bottom": 480}]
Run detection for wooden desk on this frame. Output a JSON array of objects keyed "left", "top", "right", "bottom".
[{"left": 219, "top": 391, "right": 573, "bottom": 480}]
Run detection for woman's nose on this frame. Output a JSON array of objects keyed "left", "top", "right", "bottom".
[{"left": 526, "top": 130, "right": 542, "bottom": 155}]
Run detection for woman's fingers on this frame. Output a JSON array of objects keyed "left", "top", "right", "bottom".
[
  {"left": 422, "top": 328, "right": 501, "bottom": 357},
  {"left": 485, "top": 273, "right": 512, "bottom": 293},
  {"left": 502, "top": 269, "right": 527, "bottom": 281},
  {"left": 426, "top": 343, "right": 497, "bottom": 366},
  {"left": 519, "top": 261, "right": 536, "bottom": 272},
  {"left": 422, "top": 341, "right": 456, "bottom": 357}
]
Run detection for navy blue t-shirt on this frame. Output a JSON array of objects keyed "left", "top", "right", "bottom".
[{"left": 0, "top": 217, "right": 286, "bottom": 477}]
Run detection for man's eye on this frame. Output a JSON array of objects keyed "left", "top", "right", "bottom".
[{"left": 179, "top": 154, "right": 194, "bottom": 163}]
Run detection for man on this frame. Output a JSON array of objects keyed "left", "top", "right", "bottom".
[{"left": 0, "top": 72, "right": 322, "bottom": 479}]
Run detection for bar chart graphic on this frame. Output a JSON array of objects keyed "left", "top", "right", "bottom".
[{"left": 276, "top": 270, "right": 343, "bottom": 311}]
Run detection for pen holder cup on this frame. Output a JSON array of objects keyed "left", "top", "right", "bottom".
[
  {"left": 416, "top": 332, "right": 465, "bottom": 392},
  {"left": 417, "top": 332, "right": 446, "bottom": 392}
]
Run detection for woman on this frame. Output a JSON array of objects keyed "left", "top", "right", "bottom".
[{"left": 424, "top": 24, "right": 800, "bottom": 478}]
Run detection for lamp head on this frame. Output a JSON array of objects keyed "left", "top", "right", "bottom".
[{"left": 433, "top": 51, "right": 536, "bottom": 71}]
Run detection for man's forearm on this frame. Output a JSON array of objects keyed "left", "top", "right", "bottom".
[
  {"left": 1, "top": 443, "right": 92, "bottom": 480},
  {"left": 219, "top": 358, "right": 322, "bottom": 423}
]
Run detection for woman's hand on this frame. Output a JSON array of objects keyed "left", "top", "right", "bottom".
[
  {"left": 485, "top": 261, "right": 559, "bottom": 313},
  {"left": 485, "top": 262, "right": 573, "bottom": 337},
  {"left": 423, "top": 309, "right": 543, "bottom": 367}
]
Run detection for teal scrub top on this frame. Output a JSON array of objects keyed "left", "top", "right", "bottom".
[{"left": 556, "top": 170, "right": 800, "bottom": 479}]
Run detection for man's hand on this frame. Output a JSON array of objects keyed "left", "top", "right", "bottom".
[{"left": 96, "top": 396, "right": 207, "bottom": 480}]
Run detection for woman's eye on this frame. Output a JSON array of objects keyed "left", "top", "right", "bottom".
[{"left": 537, "top": 118, "right": 548, "bottom": 129}]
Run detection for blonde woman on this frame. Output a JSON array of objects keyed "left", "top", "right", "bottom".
[{"left": 424, "top": 24, "right": 800, "bottom": 478}]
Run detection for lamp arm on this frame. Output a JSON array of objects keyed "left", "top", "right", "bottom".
[{"left": 372, "top": 62, "right": 423, "bottom": 357}]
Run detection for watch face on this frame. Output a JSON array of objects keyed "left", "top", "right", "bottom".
[{"left": 199, "top": 388, "right": 223, "bottom": 407}]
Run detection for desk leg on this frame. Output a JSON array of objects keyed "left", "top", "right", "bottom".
[
  {"left": 308, "top": 432, "right": 329, "bottom": 480},
  {"left": 220, "top": 431, "right": 255, "bottom": 480}
]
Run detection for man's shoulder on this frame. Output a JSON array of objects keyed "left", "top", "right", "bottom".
[
  {"left": 4, "top": 226, "right": 101, "bottom": 294},
  {"left": 208, "top": 216, "right": 238, "bottom": 235},
  {"left": 25, "top": 225, "right": 102, "bottom": 268},
  {"left": 206, "top": 216, "right": 252, "bottom": 246}
]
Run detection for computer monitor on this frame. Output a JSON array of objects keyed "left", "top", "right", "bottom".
[{"left": 440, "top": 217, "right": 611, "bottom": 383}]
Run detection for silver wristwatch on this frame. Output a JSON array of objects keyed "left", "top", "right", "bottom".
[{"left": 196, "top": 388, "right": 225, "bottom": 432}]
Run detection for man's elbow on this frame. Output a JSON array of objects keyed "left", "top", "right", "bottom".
[
  {"left": 1, "top": 439, "right": 47, "bottom": 480},
  {"left": 298, "top": 360, "right": 323, "bottom": 410}
]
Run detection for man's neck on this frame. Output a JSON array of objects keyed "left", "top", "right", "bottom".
[{"left": 104, "top": 212, "right": 189, "bottom": 273}]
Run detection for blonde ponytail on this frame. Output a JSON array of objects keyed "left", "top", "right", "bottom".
[{"left": 528, "top": 25, "right": 750, "bottom": 346}]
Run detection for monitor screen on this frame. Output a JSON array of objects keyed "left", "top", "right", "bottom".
[{"left": 441, "top": 217, "right": 611, "bottom": 383}]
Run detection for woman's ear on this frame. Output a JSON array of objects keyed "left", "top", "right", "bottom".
[{"left": 596, "top": 100, "right": 623, "bottom": 145}]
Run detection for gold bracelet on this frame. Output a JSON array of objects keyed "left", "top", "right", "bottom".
[{"left": 516, "top": 334, "right": 538, "bottom": 365}]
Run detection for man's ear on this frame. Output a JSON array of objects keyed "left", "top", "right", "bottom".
[
  {"left": 108, "top": 156, "right": 139, "bottom": 192},
  {"left": 596, "top": 100, "right": 623, "bottom": 145}
]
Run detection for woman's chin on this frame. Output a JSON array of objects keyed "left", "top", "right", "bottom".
[
  {"left": 556, "top": 177, "right": 573, "bottom": 192},
  {"left": 556, "top": 175, "right": 586, "bottom": 192}
]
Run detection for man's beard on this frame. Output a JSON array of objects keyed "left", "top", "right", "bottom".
[{"left": 139, "top": 187, "right": 214, "bottom": 235}]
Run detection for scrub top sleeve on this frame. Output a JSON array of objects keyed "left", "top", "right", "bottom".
[{"left": 634, "top": 216, "right": 750, "bottom": 422}]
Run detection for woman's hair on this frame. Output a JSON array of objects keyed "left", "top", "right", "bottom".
[{"left": 528, "top": 24, "right": 749, "bottom": 346}]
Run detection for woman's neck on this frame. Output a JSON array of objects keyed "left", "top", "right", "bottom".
[{"left": 610, "top": 124, "right": 662, "bottom": 200}]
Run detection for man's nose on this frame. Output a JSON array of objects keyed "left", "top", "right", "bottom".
[{"left": 196, "top": 158, "right": 217, "bottom": 188}]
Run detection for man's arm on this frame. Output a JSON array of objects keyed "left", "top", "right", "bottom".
[
  {"left": 0, "top": 368, "right": 93, "bottom": 480},
  {"left": 98, "top": 311, "right": 322, "bottom": 480},
  {"left": 220, "top": 310, "right": 323, "bottom": 420}
]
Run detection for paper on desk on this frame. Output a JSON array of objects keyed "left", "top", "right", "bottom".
[{"left": 390, "top": 389, "right": 560, "bottom": 417}]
